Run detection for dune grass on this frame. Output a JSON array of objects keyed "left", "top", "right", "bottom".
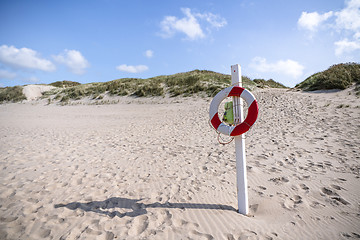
[
  {"left": 0, "top": 69, "right": 288, "bottom": 103},
  {"left": 0, "top": 86, "right": 26, "bottom": 103},
  {"left": 296, "top": 63, "right": 360, "bottom": 91},
  {"left": 58, "top": 77, "right": 164, "bottom": 102},
  {"left": 49, "top": 80, "right": 81, "bottom": 88},
  {"left": 56, "top": 70, "right": 258, "bottom": 101},
  {"left": 253, "top": 78, "right": 288, "bottom": 88}
]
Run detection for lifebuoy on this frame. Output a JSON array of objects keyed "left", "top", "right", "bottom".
[{"left": 209, "top": 86, "right": 258, "bottom": 136}]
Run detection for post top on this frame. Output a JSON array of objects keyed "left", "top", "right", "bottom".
[{"left": 231, "top": 64, "right": 242, "bottom": 86}]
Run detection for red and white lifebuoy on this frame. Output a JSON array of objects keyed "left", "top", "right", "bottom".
[{"left": 209, "top": 86, "right": 258, "bottom": 136}]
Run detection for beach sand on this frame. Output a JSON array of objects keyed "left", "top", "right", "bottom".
[{"left": 0, "top": 88, "right": 359, "bottom": 239}]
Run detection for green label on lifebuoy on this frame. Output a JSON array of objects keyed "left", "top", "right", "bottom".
[{"left": 223, "top": 101, "right": 234, "bottom": 125}]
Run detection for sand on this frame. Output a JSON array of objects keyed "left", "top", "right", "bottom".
[
  {"left": 0, "top": 88, "right": 359, "bottom": 239},
  {"left": 22, "top": 85, "right": 56, "bottom": 101}
]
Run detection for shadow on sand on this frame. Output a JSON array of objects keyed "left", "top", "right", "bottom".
[{"left": 54, "top": 197, "right": 236, "bottom": 218}]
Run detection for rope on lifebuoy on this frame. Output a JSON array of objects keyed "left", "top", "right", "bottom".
[{"left": 209, "top": 86, "right": 258, "bottom": 137}]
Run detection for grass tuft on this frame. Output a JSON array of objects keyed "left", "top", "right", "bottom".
[
  {"left": 54, "top": 69, "right": 258, "bottom": 100},
  {"left": 0, "top": 86, "right": 26, "bottom": 103},
  {"left": 0, "top": 69, "right": 289, "bottom": 103},
  {"left": 253, "top": 78, "right": 288, "bottom": 88},
  {"left": 296, "top": 62, "right": 360, "bottom": 91},
  {"left": 49, "top": 81, "right": 81, "bottom": 88}
]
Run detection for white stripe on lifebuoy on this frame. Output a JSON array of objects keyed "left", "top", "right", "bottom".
[{"left": 209, "top": 86, "right": 258, "bottom": 136}]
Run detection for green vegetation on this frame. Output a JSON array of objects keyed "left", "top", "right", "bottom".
[
  {"left": 355, "top": 85, "right": 360, "bottom": 96},
  {"left": 58, "top": 77, "right": 164, "bottom": 100},
  {"left": 56, "top": 70, "right": 257, "bottom": 101},
  {"left": 253, "top": 78, "right": 288, "bottom": 88},
  {"left": 296, "top": 63, "right": 360, "bottom": 91},
  {"left": 0, "top": 69, "right": 289, "bottom": 103},
  {"left": 0, "top": 86, "right": 26, "bottom": 103},
  {"left": 4, "top": 64, "right": 360, "bottom": 104},
  {"left": 49, "top": 80, "right": 81, "bottom": 88},
  {"left": 159, "top": 70, "right": 239, "bottom": 97}
]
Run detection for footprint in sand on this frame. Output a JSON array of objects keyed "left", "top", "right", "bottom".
[
  {"left": 320, "top": 187, "right": 337, "bottom": 196},
  {"left": 310, "top": 201, "right": 325, "bottom": 209},
  {"left": 173, "top": 218, "right": 213, "bottom": 239},
  {"left": 226, "top": 230, "right": 258, "bottom": 240},
  {"left": 0, "top": 216, "right": 18, "bottom": 223},
  {"left": 151, "top": 209, "right": 172, "bottom": 229},
  {"left": 128, "top": 215, "right": 149, "bottom": 236},
  {"left": 104, "top": 232, "right": 115, "bottom": 240},
  {"left": 173, "top": 218, "right": 199, "bottom": 228},
  {"left": 170, "top": 184, "right": 180, "bottom": 197},
  {"left": 190, "top": 230, "right": 214, "bottom": 240},
  {"left": 269, "top": 176, "right": 289, "bottom": 184},
  {"left": 283, "top": 195, "right": 302, "bottom": 210},
  {"left": 269, "top": 167, "right": 282, "bottom": 173},
  {"left": 299, "top": 183, "right": 309, "bottom": 192},
  {"left": 320, "top": 187, "right": 350, "bottom": 205},
  {"left": 38, "top": 228, "right": 51, "bottom": 238},
  {"left": 330, "top": 184, "right": 342, "bottom": 190}
]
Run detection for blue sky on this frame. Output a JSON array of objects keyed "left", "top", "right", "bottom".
[{"left": 0, "top": 0, "right": 359, "bottom": 87}]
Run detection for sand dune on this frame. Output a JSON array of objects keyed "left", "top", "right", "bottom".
[
  {"left": 22, "top": 85, "right": 56, "bottom": 101},
  {"left": 0, "top": 88, "right": 359, "bottom": 239}
]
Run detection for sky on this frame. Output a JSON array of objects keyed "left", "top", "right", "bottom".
[{"left": 0, "top": 0, "right": 359, "bottom": 88}]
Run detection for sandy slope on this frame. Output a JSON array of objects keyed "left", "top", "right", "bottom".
[
  {"left": 0, "top": 88, "right": 359, "bottom": 239},
  {"left": 22, "top": 85, "right": 56, "bottom": 101}
]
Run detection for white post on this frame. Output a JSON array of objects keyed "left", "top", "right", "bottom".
[{"left": 231, "top": 64, "right": 249, "bottom": 215}]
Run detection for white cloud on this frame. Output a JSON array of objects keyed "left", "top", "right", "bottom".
[
  {"left": 195, "top": 12, "right": 227, "bottom": 29},
  {"left": 298, "top": 0, "right": 360, "bottom": 56},
  {"left": 250, "top": 57, "right": 305, "bottom": 79},
  {"left": 334, "top": 38, "right": 360, "bottom": 55},
  {"left": 333, "top": 0, "right": 360, "bottom": 56},
  {"left": 298, "top": 11, "right": 333, "bottom": 31},
  {"left": 145, "top": 50, "right": 154, "bottom": 58},
  {"left": 161, "top": 8, "right": 204, "bottom": 40},
  {"left": 160, "top": 8, "right": 226, "bottom": 40},
  {"left": 53, "top": 49, "right": 89, "bottom": 75},
  {"left": 335, "top": 0, "right": 360, "bottom": 32},
  {"left": 0, "top": 69, "right": 17, "bottom": 80},
  {"left": 298, "top": 0, "right": 360, "bottom": 33},
  {"left": 0, "top": 45, "right": 55, "bottom": 71},
  {"left": 355, "top": 32, "right": 360, "bottom": 39},
  {"left": 116, "top": 64, "right": 149, "bottom": 73}
]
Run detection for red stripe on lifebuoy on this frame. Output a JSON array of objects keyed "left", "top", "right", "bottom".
[
  {"left": 228, "top": 86, "right": 245, "bottom": 97},
  {"left": 229, "top": 100, "right": 258, "bottom": 136},
  {"left": 230, "top": 123, "right": 249, "bottom": 136},
  {"left": 245, "top": 100, "right": 258, "bottom": 126},
  {"left": 211, "top": 113, "right": 222, "bottom": 130},
  {"left": 209, "top": 85, "right": 258, "bottom": 136}
]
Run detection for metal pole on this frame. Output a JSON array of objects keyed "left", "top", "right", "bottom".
[{"left": 231, "top": 64, "right": 249, "bottom": 215}]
